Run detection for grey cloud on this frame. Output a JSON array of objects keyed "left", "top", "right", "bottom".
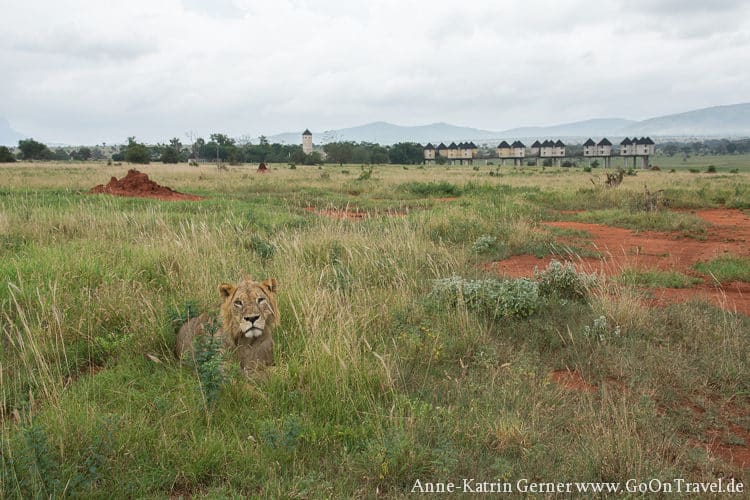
[{"left": 13, "top": 31, "right": 156, "bottom": 61}]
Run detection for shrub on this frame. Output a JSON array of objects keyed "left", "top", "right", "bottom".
[
  {"left": 124, "top": 138, "right": 150, "bottom": 164},
  {"left": 192, "top": 321, "right": 227, "bottom": 407},
  {"left": 430, "top": 276, "right": 541, "bottom": 319},
  {"left": 582, "top": 166, "right": 592, "bottom": 173},
  {"left": 706, "top": 165, "right": 717, "bottom": 173},
  {"left": 471, "top": 234, "right": 497, "bottom": 254},
  {"left": 0, "top": 145, "right": 16, "bottom": 162},
  {"left": 247, "top": 235, "right": 276, "bottom": 261},
  {"left": 535, "top": 260, "right": 598, "bottom": 301},
  {"left": 689, "top": 168, "right": 700, "bottom": 173}
]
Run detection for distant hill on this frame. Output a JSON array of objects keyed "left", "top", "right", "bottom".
[
  {"left": 266, "top": 121, "right": 502, "bottom": 146},
  {"left": 622, "top": 103, "right": 750, "bottom": 137},
  {"left": 500, "top": 118, "right": 636, "bottom": 139},
  {"left": 0, "top": 117, "right": 24, "bottom": 146},
  {"left": 266, "top": 103, "right": 750, "bottom": 146}
]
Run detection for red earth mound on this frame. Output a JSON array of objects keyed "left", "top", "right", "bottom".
[
  {"left": 486, "top": 209, "right": 750, "bottom": 316},
  {"left": 90, "top": 169, "right": 203, "bottom": 201}
]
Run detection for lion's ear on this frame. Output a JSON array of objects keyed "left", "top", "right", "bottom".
[
  {"left": 261, "top": 278, "right": 278, "bottom": 294},
  {"left": 218, "top": 283, "right": 235, "bottom": 300}
]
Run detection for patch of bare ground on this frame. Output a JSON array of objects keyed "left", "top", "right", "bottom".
[
  {"left": 488, "top": 209, "right": 750, "bottom": 316},
  {"left": 673, "top": 400, "right": 750, "bottom": 470}
]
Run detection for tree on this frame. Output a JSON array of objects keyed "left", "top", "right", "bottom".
[
  {"left": 160, "top": 147, "right": 180, "bottom": 163},
  {"left": 18, "top": 138, "right": 52, "bottom": 160},
  {"left": 50, "top": 148, "right": 70, "bottom": 161},
  {"left": 0, "top": 146, "right": 16, "bottom": 162},
  {"left": 161, "top": 137, "right": 182, "bottom": 163},
  {"left": 70, "top": 147, "right": 92, "bottom": 161},
  {"left": 388, "top": 142, "right": 423, "bottom": 165},
  {"left": 124, "top": 137, "right": 151, "bottom": 164},
  {"left": 303, "top": 152, "right": 323, "bottom": 165}
]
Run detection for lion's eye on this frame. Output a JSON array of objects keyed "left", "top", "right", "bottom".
[
  {"left": 257, "top": 297, "right": 266, "bottom": 304},
  {"left": 233, "top": 300, "right": 243, "bottom": 308}
]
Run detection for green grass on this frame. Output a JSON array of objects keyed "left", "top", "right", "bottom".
[
  {"left": 1, "top": 162, "right": 749, "bottom": 497},
  {"left": 693, "top": 255, "right": 750, "bottom": 283},
  {"left": 572, "top": 208, "right": 709, "bottom": 237},
  {"left": 617, "top": 269, "right": 702, "bottom": 288}
]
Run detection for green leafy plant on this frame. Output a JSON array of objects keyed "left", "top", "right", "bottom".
[
  {"left": 430, "top": 276, "right": 541, "bottom": 319},
  {"left": 248, "top": 235, "right": 276, "bottom": 261},
  {"left": 192, "top": 321, "right": 226, "bottom": 407},
  {"left": 471, "top": 234, "right": 497, "bottom": 254},
  {"left": 535, "top": 260, "right": 598, "bottom": 301}
]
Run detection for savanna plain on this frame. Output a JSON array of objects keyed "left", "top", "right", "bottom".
[{"left": 1, "top": 157, "right": 749, "bottom": 497}]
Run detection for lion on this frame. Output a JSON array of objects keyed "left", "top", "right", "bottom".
[{"left": 175, "top": 276, "right": 279, "bottom": 373}]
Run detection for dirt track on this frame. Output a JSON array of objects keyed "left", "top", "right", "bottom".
[{"left": 488, "top": 209, "right": 750, "bottom": 316}]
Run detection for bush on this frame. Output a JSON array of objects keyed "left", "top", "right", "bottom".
[
  {"left": 706, "top": 165, "right": 717, "bottom": 173},
  {"left": 471, "top": 234, "right": 497, "bottom": 254},
  {"left": 0, "top": 145, "right": 16, "bottom": 162},
  {"left": 160, "top": 147, "right": 180, "bottom": 164},
  {"left": 430, "top": 276, "right": 541, "bottom": 319},
  {"left": 192, "top": 321, "right": 227, "bottom": 407},
  {"left": 535, "top": 260, "right": 598, "bottom": 301},
  {"left": 124, "top": 139, "right": 150, "bottom": 164},
  {"left": 248, "top": 235, "right": 276, "bottom": 261}
]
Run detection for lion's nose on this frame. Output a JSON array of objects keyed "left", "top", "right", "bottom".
[{"left": 245, "top": 315, "right": 260, "bottom": 323}]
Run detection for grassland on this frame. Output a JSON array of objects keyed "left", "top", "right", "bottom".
[{"left": 1, "top": 160, "right": 749, "bottom": 497}]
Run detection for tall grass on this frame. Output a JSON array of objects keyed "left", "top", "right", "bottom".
[{"left": 1, "top": 163, "right": 749, "bottom": 496}]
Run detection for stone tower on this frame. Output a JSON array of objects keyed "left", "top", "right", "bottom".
[{"left": 302, "top": 129, "right": 313, "bottom": 154}]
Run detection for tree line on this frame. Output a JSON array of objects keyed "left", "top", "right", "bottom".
[{"left": 3, "top": 137, "right": 750, "bottom": 164}]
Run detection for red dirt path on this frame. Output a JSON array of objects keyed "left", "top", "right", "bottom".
[
  {"left": 487, "top": 209, "right": 750, "bottom": 316},
  {"left": 90, "top": 169, "right": 203, "bottom": 201}
]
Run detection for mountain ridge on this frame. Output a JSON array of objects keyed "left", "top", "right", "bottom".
[{"left": 267, "top": 103, "right": 750, "bottom": 145}]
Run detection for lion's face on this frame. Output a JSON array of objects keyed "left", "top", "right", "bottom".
[{"left": 219, "top": 277, "right": 279, "bottom": 342}]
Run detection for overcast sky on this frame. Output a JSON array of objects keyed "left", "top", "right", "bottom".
[{"left": 1, "top": 0, "right": 749, "bottom": 144}]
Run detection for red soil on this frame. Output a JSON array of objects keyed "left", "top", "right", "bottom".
[
  {"left": 550, "top": 369, "right": 597, "bottom": 393},
  {"left": 679, "top": 401, "right": 750, "bottom": 469},
  {"left": 487, "top": 209, "right": 750, "bottom": 316},
  {"left": 704, "top": 425, "right": 750, "bottom": 469},
  {"left": 90, "top": 169, "right": 203, "bottom": 201}
]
